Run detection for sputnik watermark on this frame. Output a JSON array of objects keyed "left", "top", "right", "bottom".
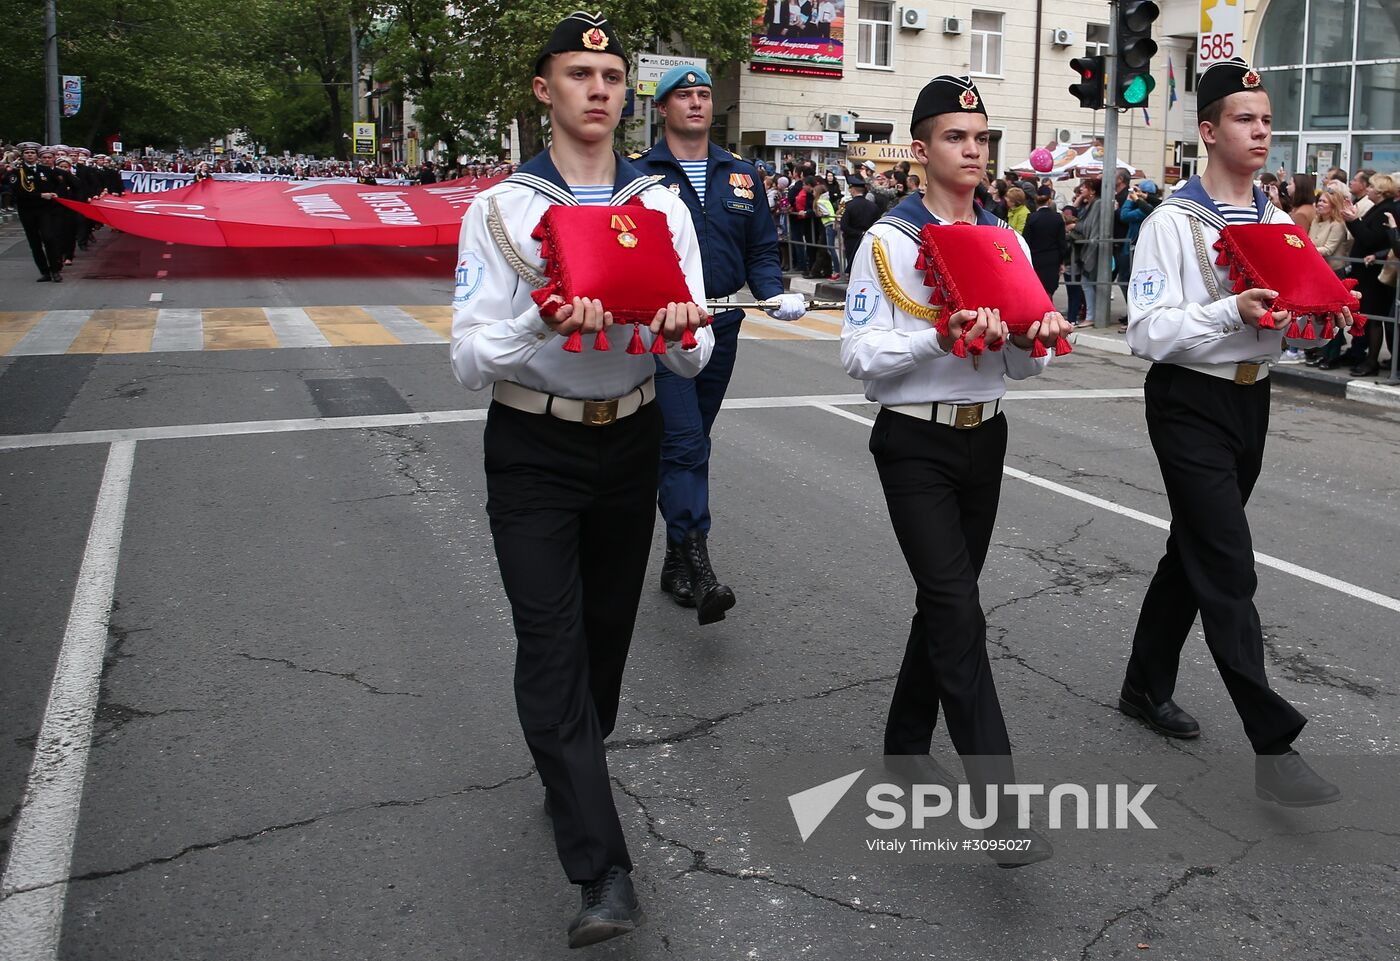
[{"left": 788, "top": 770, "right": 1157, "bottom": 843}]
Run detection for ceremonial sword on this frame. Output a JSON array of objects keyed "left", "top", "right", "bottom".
[{"left": 706, "top": 300, "right": 844, "bottom": 311}]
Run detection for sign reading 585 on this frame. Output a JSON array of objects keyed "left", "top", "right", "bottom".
[{"left": 1198, "top": 0, "right": 1244, "bottom": 70}]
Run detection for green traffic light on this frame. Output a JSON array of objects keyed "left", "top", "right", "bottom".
[{"left": 1121, "top": 74, "right": 1156, "bottom": 106}]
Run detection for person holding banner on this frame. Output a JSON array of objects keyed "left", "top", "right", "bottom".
[
  {"left": 449, "top": 12, "right": 712, "bottom": 948},
  {"left": 630, "top": 64, "right": 803, "bottom": 625},
  {"left": 1120, "top": 59, "right": 1342, "bottom": 806},
  {"left": 2, "top": 142, "right": 65, "bottom": 282}
]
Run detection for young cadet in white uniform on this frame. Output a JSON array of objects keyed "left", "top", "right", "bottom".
[
  {"left": 1121, "top": 59, "right": 1342, "bottom": 806},
  {"left": 450, "top": 12, "right": 713, "bottom": 948},
  {"left": 841, "top": 77, "right": 1072, "bottom": 866}
]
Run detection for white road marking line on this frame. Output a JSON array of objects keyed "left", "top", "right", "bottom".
[
  {"left": 741, "top": 313, "right": 840, "bottom": 340},
  {"left": 151, "top": 308, "right": 204, "bottom": 352},
  {"left": 816, "top": 406, "right": 1400, "bottom": 615},
  {"left": 7, "top": 310, "right": 94, "bottom": 356},
  {"left": 148, "top": 292, "right": 162, "bottom": 302},
  {"left": 362, "top": 305, "right": 447, "bottom": 345},
  {"left": 262, "top": 307, "right": 330, "bottom": 348},
  {"left": 0, "top": 441, "right": 135, "bottom": 961},
  {"left": 0, "top": 391, "right": 1130, "bottom": 451},
  {"left": 161, "top": 253, "right": 172, "bottom": 260},
  {"left": 155, "top": 270, "right": 167, "bottom": 279}
]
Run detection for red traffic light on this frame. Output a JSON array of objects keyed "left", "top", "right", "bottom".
[{"left": 1070, "top": 56, "right": 1106, "bottom": 109}]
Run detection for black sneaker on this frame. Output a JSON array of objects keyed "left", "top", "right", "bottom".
[
  {"left": 567, "top": 866, "right": 641, "bottom": 948},
  {"left": 1255, "top": 751, "right": 1342, "bottom": 807}
]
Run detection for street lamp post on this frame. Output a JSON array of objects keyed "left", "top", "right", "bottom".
[{"left": 45, "top": 0, "right": 61, "bottom": 143}]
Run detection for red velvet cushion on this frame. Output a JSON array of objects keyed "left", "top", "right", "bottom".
[
  {"left": 1215, "top": 223, "right": 1365, "bottom": 339},
  {"left": 530, "top": 202, "right": 694, "bottom": 323},
  {"left": 917, "top": 223, "right": 1067, "bottom": 357}
]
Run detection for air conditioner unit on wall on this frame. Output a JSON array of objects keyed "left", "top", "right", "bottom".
[
  {"left": 943, "top": 16, "right": 964, "bottom": 35},
  {"left": 1051, "top": 28, "right": 1074, "bottom": 47},
  {"left": 901, "top": 8, "right": 928, "bottom": 31},
  {"left": 823, "top": 112, "right": 854, "bottom": 133},
  {"left": 1057, "top": 128, "right": 1073, "bottom": 143}
]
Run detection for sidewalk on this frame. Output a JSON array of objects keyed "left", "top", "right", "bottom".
[{"left": 785, "top": 270, "right": 1400, "bottom": 412}]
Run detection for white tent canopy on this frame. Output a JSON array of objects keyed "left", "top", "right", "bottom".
[{"left": 1010, "top": 142, "right": 1145, "bottom": 179}]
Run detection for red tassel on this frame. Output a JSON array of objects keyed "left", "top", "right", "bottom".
[
  {"left": 1212, "top": 239, "right": 1225, "bottom": 252},
  {"left": 561, "top": 329, "right": 583, "bottom": 353},
  {"left": 530, "top": 220, "right": 546, "bottom": 241},
  {"left": 1054, "top": 336, "right": 1073, "bottom": 356},
  {"left": 1030, "top": 338, "right": 1048, "bottom": 358},
  {"left": 915, "top": 251, "right": 927, "bottom": 271},
  {"left": 650, "top": 333, "right": 668, "bottom": 354},
  {"left": 680, "top": 329, "right": 698, "bottom": 350},
  {"left": 1342, "top": 277, "right": 1359, "bottom": 292},
  {"left": 989, "top": 338, "right": 1004, "bottom": 352},
  {"left": 592, "top": 329, "right": 610, "bottom": 351},
  {"left": 1300, "top": 316, "right": 1316, "bottom": 340},
  {"left": 626, "top": 323, "right": 646, "bottom": 354},
  {"left": 1216, "top": 249, "right": 1231, "bottom": 267},
  {"left": 950, "top": 336, "right": 968, "bottom": 358},
  {"left": 966, "top": 332, "right": 986, "bottom": 355},
  {"left": 934, "top": 316, "right": 951, "bottom": 337},
  {"left": 531, "top": 288, "right": 562, "bottom": 317},
  {"left": 1320, "top": 316, "right": 1336, "bottom": 340},
  {"left": 1283, "top": 317, "right": 1300, "bottom": 338},
  {"left": 1350, "top": 313, "right": 1368, "bottom": 336}
]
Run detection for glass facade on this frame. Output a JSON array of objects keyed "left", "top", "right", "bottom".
[{"left": 1255, "top": 0, "right": 1400, "bottom": 173}]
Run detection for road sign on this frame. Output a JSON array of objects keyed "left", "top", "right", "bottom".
[
  {"left": 1198, "top": 0, "right": 1243, "bottom": 71},
  {"left": 636, "top": 53, "right": 707, "bottom": 85},
  {"left": 352, "top": 122, "right": 375, "bottom": 156}
]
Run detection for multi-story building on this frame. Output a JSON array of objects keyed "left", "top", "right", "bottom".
[{"left": 682, "top": 0, "right": 1398, "bottom": 184}]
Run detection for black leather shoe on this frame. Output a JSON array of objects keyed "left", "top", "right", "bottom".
[
  {"left": 659, "top": 541, "right": 695, "bottom": 608},
  {"left": 1119, "top": 680, "right": 1201, "bottom": 738},
  {"left": 984, "top": 824, "right": 1054, "bottom": 869},
  {"left": 568, "top": 866, "right": 641, "bottom": 948},
  {"left": 881, "top": 754, "right": 959, "bottom": 791},
  {"left": 682, "top": 530, "right": 735, "bottom": 626},
  {"left": 1351, "top": 363, "right": 1380, "bottom": 377},
  {"left": 36, "top": 274, "right": 51, "bottom": 282},
  {"left": 1317, "top": 358, "right": 1341, "bottom": 370},
  {"left": 51, "top": 272, "right": 62, "bottom": 283},
  {"left": 1255, "top": 750, "right": 1342, "bottom": 807}
]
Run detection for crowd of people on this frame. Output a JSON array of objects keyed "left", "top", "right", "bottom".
[{"left": 0, "top": 142, "right": 124, "bottom": 283}]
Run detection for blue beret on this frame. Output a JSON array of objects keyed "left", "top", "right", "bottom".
[{"left": 655, "top": 64, "right": 711, "bottom": 102}]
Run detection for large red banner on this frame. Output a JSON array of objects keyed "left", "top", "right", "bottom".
[{"left": 58, "top": 176, "right": 504, "bottom": 247}]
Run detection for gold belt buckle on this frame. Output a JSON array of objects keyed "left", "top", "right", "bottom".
[
  {"left": 1234, "top": 363, "right": 1261, "bottom": 385},
  {"left": 953, "top": 403, "right": 984, "bottom": 429},
  {"left": 581, "top": 398, "right": 619, "bottom": 426}
]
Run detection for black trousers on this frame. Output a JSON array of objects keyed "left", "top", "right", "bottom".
[
  {"left": 18, "top": 206, "right": 62, "bottom": 276},
  {"left": 1127, "top": 365, "right": 1306, "bottom": 752},
  {"left": 484, "top": 399, "right": 661, "bottom": 883},
  {"left": 870, "top": 408, "right": 1014, "bottom": 762}
]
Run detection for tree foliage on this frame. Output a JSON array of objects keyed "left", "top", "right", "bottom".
[{"left": 0, "top": 0, "right": 758, "bottom": 158}]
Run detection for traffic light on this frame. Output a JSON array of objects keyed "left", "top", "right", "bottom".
[
  {"left": 1115, "top": 0, "right": 1160, "bottom": 107},
  {"left": 1069, "top": 55, "right": 1105, "bottom": 110}
]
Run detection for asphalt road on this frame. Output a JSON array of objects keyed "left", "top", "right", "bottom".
[{"left": 2, "top": 225, "right": 1399, "bottom": 960}]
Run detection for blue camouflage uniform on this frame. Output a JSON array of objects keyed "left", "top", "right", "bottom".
[{"left": 629, "top": 138, "right": 784, "bottom": 545}]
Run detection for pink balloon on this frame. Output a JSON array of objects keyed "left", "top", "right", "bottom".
[{"left": 1030, "top": 148, "right": 1055, "bottom": 173}]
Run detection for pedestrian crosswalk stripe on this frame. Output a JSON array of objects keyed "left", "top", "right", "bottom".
[{"left": 0, "top": 306, "right": 837, "bottom": 357}]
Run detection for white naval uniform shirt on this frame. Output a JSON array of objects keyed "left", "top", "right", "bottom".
[
  {"left": 450, "top": 169, "right": 713, "bottom": 400},
  {"left": 1125, "top": 182, "right": 1292, "bottom": 365},
  {"left": 840, "top": 200, "right": 1052, "bottom": 406}
]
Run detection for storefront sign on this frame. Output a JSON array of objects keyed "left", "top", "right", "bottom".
[{"left": 765, "top": 130, "right": 841, "bottom": 148}]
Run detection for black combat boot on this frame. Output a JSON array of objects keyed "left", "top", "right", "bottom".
[
  {"left": 659, "top": 541, "right": 695, "bottom": 607},
  {"left": 682, "top": 529, "right": 735, "bottom": 626}
]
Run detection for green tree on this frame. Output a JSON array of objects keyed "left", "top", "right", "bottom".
[
  {"left": 371, "top": 0, "right": 758, "bottom": 161},
  {"left": 0, "top": 0, "right": 275, "bottom": 151}
]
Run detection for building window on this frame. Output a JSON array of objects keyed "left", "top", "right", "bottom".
[
  {"left": 1085, "top": 23, "right": 1109, "bottom": 58},
  {"left": 857, "top": 1, "right": 894, "bottom": 69},
  {"left": 970, "top": 11, "right": 1003, "bottom": 77},
  {"left": 1184, "top": 41, "right": 1197, "bottom": 92}
]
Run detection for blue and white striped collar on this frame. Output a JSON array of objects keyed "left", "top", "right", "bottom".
[
  {"left": 507, "top": 149, "right": 659, "bottom": 206},
  {"left": 1159, "top": 175, "right": 1269, "bottom": 229},
  {"left": 879, "top": 193, "right": 1008, "bottom": 243}
]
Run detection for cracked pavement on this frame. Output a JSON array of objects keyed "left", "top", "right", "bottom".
[{"left": 2, "top": 243, "right": 1398, "bottom": 959}]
